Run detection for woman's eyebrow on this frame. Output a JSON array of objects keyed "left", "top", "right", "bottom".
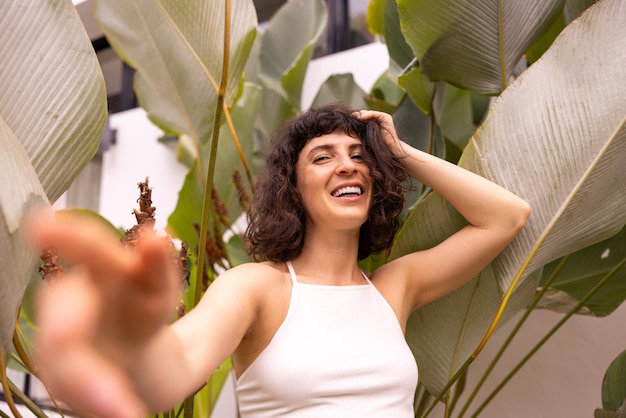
[
  {"left": 306, "top": 141, "right": 363, "bottom": 158},
  {"left": 306, "top": 144, "right": 334, "bottom": 157}
]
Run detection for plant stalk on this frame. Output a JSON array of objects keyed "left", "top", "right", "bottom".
[
  {"left": 420, "top": 237, "right": 545, "bottom": 417},
  {"left": 13, "top": 320, "right": 36, "bottom": 374},
  {"left": 194, "top": 0, "right": 232, "bottom": 306},
  {"left": 223, "top": 107, "right": 255, "bottom": 192},
  {"left": 497, "top": 0, "right": 507, "bottom": 90},
  {"left": 191, "top": 0, "right": 231, "bottom": 416},
  {"left": 457, "top": 254, "right": 572, "bottom": 417},
  {"left": 7, "top": 379, "right": 49, "bottom": 418},
  {"left": 469, "top": 257, "right": 626, "bottom": 417},
  {"left": 0, "top": 349, "right": 22, "bottom": 418}
]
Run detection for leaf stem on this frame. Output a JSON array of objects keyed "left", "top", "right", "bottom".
[
  {"left": 194, "top": 0, "right": 232, "bottom": 306},
  {"left": 7, "top": 379, "right": 49, "bottom": 418},
  {"left": 420, "top": 238, "right": 544, "bottom": 417},
  {"left": 457, "top": 254, "right": 572, "bottom": 417},
  {"left": 497, "top": 0, "right": 507, "bottom": 90},
  {"left": 12, "top": 320, "right": 36, "bottom": 374},
  {"left": 0, "top": 350, "right": 23, "bottom": 418},
  {"left": 192, "top": 2, "right": 232, "bottom": 416},
  {"left": 223, "top": 105, "right": 255, "bottom": 192},
  {"left": 469, "top": 256, "right": 626, "bottom": 417}
]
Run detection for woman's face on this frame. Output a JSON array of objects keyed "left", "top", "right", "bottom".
[{"left": 295, "top": 132, "right": 373, "bottom": 232}]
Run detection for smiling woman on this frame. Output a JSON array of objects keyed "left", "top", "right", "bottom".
[
  {"left": 31, "top": 103, "right": 530, "bottom": 418},
  {"left": 247, "top": 103, "right": 407, "bottom": 262}
]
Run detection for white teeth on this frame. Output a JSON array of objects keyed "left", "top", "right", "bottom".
[{"left": 332, "top": 186, "right": 362, "bottom": 197}]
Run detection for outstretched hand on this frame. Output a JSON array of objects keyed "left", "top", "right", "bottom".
[{"left": 30, "top": 212, "right": 181, "bottom": 418}]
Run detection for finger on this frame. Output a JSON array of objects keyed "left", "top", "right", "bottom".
[
  {"left": 36, "top": 270, "right": 100, "bottom": 346},
  {"left": 132, "top": 230, "right": 179, "bottom": 294},
  {"left": 36, "top": 280, "right": 148, "bottom": 418},
  {"left": 38, "top": 344, "right": 148, "bottom": 418},
  {"left": 354, "top": 109, "right": 386, "bottom": 121},
  {"left": 29, "top": 211, "right": 136, "bottom": 280}
]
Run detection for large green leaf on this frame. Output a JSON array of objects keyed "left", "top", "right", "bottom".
[
  {"left": 432, "top": 83, "right": 484, "bottom": 152},
  {"left": 391, "top": 0, "right": 626, "bottom": 395},
  {"left": 563, "top": 0, "right": 599, "bottom": 21},
  {"left": 602, "top": 350, "right": 626, "bottom": 412},
  {"left": 94, "top": 0, "right": 257, "bottom": 147},
  {"left": 382, "top": 0, "right": 415, "bottom": 77},
  {"left": 212, "top": 84, "right": 263, "bottom": 223},
  {"left": 258, "top": 0, "right": 328, "bottom": 106},
  {"left": 537, "top": 225, "right": 626, "bottom": 317},
  {"left": 0, "top": 118, "right": 49, "bottom": 360},
  {"left": 374, "top": 0, "right": 438, "bottom": 117},
  {"left": 526, "top": 0, "right": 599, "bottom": 64},
  {"left": 0, "top": 0, "right": 107, "bottom": 202},
  {"left": 0, "top": 0, "right": 106, "bottom": 361},
  {"left": 396, "top": 0, "right": 565, "bottom": 94},
  {"left": 310, "top": 74, "right": 368, "bottom": 110},
  {"left": 168, "top": 83, "right": 262, "bottom": 251}
]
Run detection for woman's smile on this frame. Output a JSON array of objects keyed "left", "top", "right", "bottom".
[{"left": 296, "top": 132, "right": 373, "bottom": 227}]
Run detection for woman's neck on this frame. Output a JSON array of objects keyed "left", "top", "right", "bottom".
[{"left": 291, "top": 226, "right": 364, "bottom": 285}]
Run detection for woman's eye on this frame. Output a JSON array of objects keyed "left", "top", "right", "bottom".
[
  {"left": 313, "top": 155, "right": 329, "bottom": 163},
  {"left": 351, "top": 153, "right": 363, "bottom": 161}
]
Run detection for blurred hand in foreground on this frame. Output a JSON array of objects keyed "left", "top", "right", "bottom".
[{"left": 30, "top": 211, "right": 180, "bottom": 418}]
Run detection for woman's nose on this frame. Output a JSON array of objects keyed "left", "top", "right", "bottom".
[{"left": 336, "top": 155, "right": 357, "bottom": 175}]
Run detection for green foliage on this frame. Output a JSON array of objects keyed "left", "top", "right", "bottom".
[
  {"left": 1, "top": 0, "right": 624, "bottom": 417},
  {"left": 539, "top": 225, "right": 626, "bottom": 317},
  {"left": 602, "top": 350, "right": 626, "bottom": 412},
  {"left": 389, "top": 0, "right": 626, "bottom": 401},
  {"left": 396, "top": 0, "right": 564, "bottom": 94},
  {"left": 0, "top": 0, "right": 107, "bottom": 363},
  {"left": 94, "top": 0, "right": 257, "bottom": 148}
]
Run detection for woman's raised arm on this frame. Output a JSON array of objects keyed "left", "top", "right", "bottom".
[{"left": 358, "top": 110, "right": 531, "bottom": 315}]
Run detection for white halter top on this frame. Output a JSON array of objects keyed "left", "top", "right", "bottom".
[{"left": 235, "top": 261, "right": 418, "bottom": 417}]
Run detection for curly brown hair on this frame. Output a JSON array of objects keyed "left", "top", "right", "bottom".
[{"left": 245, "top": 103, "right": 408, "bottom": 261}]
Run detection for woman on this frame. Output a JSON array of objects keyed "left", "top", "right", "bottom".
[{"left": 32, "top": 104, "right": 530, "bottom": 418}]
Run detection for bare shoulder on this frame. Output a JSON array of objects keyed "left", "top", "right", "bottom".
[
  {"left": 190, "top": 261, "right": 290, "bottom": 335},
  {"left": 214, "top": 261, "right": 286, "bottom": 287},
  {"left": 369, "top": 254, "right": 420, "bottom": 288},
  {"left": 215, "top": 261, "right": 293, "bottom": 375},
  {"left": 205, "top": 261, "right": 289, "bottom": 305}
]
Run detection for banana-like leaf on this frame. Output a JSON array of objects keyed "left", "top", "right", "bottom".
[
  {"left": 537, "top": 225, "right": 626, "bottom": 317},
  {"left": 526, "top": 0, "right": 599, "bottom": 64},
  {"left": 367, "top": 0, "right": 435, "bottom": 114},
  {"left": 0, "top": 0, "right": 106, "bottom": 361},
  {"left": 382, "top": 0, "right": 415, "bottom": 77},
  {"left": 168, "top": 83, "right": 262, "bottom": 251},
  {"left": 396, "top": 0, "right": 564, "bottom": 94},
  {"left": 432, "top": 83, "right": 484, "bottom": 151},
  {"left": 366, "top": 0, "right": 386, "bottom": 36},
  {"left": 602, "top": 350, "right": 626, "bottom": 412},
  {"left": 390, "top": 0, "right": 626, "bottom": 394},
  {"left": 0, "top": 118, "right": 49, "bottom": 361},
  {"left": 212, "top": 84, "right": 262, "bottom": 222},
  {"left": 258, "top": 0, "right": 328, "bottom": 106},
  {"left": 311, "top": 74, "right": 368, "bottom": 110},
  {"left": 563, "top": 0, "right": 599, "bottom": 21},
  {"left": 0, "top": 0, "right": 107, "bottom": 202},
  {"left": 368, "top": 72, "right": 407, "bottom": 113},
  {"left": 94, "top": 0, "right": 257, "bottom": 148}
]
